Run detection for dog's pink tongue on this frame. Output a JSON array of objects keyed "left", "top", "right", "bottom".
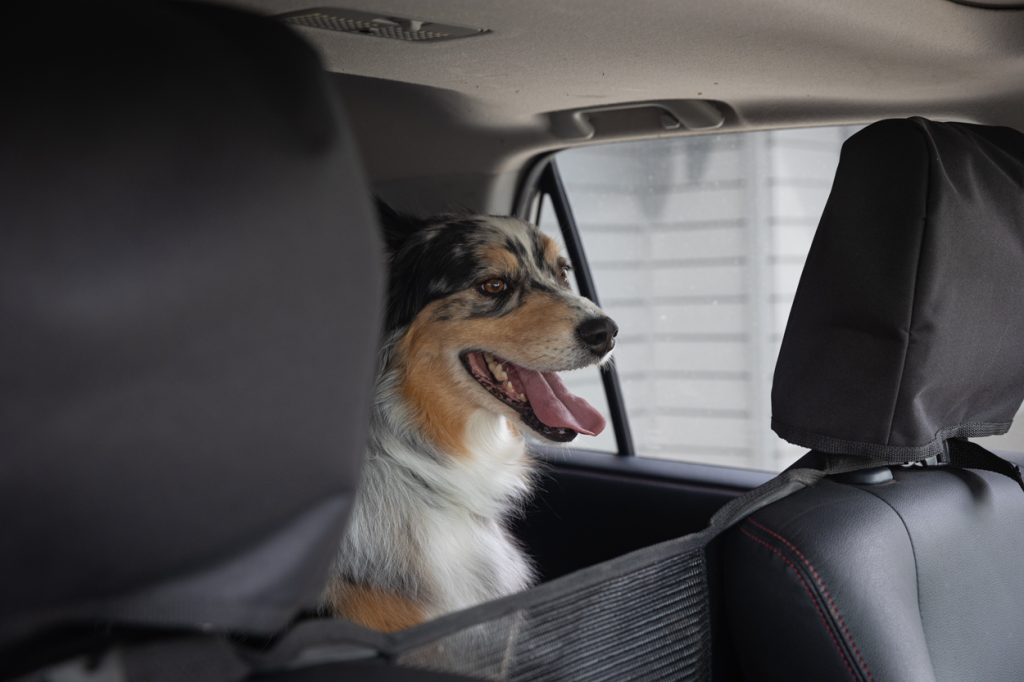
[{"left": 517, "top": 369, "right": 606, "bottom": 436}]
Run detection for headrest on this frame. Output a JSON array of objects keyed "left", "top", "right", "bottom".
[
  {"left": 773, "top": 118, "right": 1024, "bottom": 461},
  {"left": 0, "top": 1, "right": 382, "bottom": 649}
]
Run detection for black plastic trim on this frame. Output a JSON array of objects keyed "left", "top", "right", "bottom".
[
  {"left": 536, "top": 161, "right": 636, "bottom": 456},
  {"left": 531, "top": 443, "right": 774, "bottom": 491},
  {"left": 513, "top": 151, "right": 553, "bottom": 222}
]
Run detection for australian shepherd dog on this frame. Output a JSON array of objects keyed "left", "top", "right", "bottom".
[{"left": 326, "top": 204, "right": 617, "bottom": 632}]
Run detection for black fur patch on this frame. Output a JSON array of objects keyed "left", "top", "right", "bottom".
[
  {"left": 376, "top": 199, "right": 423, "bottom": 255},
  {"left": 530, "top": 231, "right": 547, "bottom": 271},
  {"left": 377, "top": 202, "right": 561, "bottom": 331},
  {"left": 505, "top": 236, "right": 528, "bottom": 262},
  {"left": 385, "top": 219, "right": 483, "bottom": 330}
]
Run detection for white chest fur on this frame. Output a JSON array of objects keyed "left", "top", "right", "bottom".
[{"left": 337, "top": 410, "right": 536, "bottom": 619}]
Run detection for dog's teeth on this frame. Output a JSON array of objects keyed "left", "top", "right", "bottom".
[
  {"left": 485, "top": 353, "right": 508, "bottom": 382},
  {"left": 505, "top": 381, "right": 515, "bottom": 392},
  {"left": 515, "top": 392, "right": 526, "bottom": 402}
]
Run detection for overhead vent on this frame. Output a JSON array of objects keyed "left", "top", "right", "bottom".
[{"left": 278, "top": 8, "right": 489, "bottom": 42}]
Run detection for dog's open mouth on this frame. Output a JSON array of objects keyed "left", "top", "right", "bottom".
[{"left": 461, "top": 350, "right": 606, "bottom": 442}]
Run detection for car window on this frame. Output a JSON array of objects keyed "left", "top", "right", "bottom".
[{"left": 542, "top": 126, "right": 1024, "bottom": 471}]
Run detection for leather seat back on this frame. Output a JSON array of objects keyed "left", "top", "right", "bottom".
[{"left": 723, "top": 465, "right": 1024, "bottom": 681}]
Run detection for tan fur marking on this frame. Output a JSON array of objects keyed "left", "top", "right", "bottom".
[
  {"left": 327, "top": 580, "right": 425, "bottom": 632},
  {"left": 397, "top": 300, "right": 480, "bottom": 456},
  {"left": 398, "top": 330, "right": 472, "bottom": 457},
  {"left": 540, "top": 234, "right": 561, "bottom": 268},
  {"left": 497, "top": 292, "right": 585, "bottom": 348},
  {"left": 480, "top": 245, "right": 519, "bottom": 274},
  {"left": 396, "top": 292, "right": 577, "bottom": 457}
]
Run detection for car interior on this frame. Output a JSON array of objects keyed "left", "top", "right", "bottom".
[{"left": 3, "top": 1, "right": 1024, "bottom": 681}]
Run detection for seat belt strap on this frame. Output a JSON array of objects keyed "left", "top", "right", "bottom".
[
  {"left": 705, "top": 450, "right": 902, "bottom": 534},
  {"left": 943, "top": 438, "right": 1024, "bottom": 492},
  {"left": 707, "top": 441, "right": 1024, "bottom": 535}
]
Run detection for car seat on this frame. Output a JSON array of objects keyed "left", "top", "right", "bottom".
[
  {"left": 0, "top": 2, "right": 451, "bottom": 680},
  {"left": 717, "top": 117, "right": 1024, "bottom": 681}
]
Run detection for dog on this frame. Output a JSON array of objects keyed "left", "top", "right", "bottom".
[{"left": 326, "top": 203, "right": 618, "bottom": 632}]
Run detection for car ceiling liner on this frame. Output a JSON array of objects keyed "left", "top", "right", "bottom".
[
  {"left": 0, "top": 0, "right": 383, "bottom": 659},
  {"left": 773, "top": 118, "right": 1024, "bottom": 474}
]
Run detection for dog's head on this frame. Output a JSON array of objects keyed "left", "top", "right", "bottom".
[{"left": 380, "top": 203, "right": 616, "bottom": 454}]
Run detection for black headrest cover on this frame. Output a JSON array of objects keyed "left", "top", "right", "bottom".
[
  {"left": 0, "top": 2, "right": 382, "bottom": 646},
  {"left": 773, "top": 118, "right": 1024, "bottom": 460}
]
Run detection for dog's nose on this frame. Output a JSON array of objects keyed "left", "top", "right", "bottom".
[{"left": 576, "top": 316, "right": 618, "bottom": 356}]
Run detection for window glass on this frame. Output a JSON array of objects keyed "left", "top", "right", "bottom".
[
  {"left": 550, "top": 126, "right": 1024, "bottom": 470},
  {"left": 537, "top": 196, "right": 617, "bottom": 453},
  {"left": 981, "top": 419, "right": 1024, "bottom": 452}
]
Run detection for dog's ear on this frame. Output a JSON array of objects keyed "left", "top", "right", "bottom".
[{"left": 375, "top": 199, "right": 423, "bottom": 255}]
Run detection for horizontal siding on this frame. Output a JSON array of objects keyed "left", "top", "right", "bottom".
[
  {"left": 771, "top": 262, "right": 805, "bottom": 298},
  {"left": 592, "top": 264, "right": 745, "bottom": 300},
  {"left": 644, "top": 377, "right": 752, "bottom": 412},
  {"left": 553, "top": 125, "right": 1024, "bottom": 471},
  {"left": 559, "top": 133, "right": 767, "bottom": 467},
  {"left": 771, "top": 183, "right": 834, "bottom": 220},
  {"left": 558, "top": 141, "right": 744, "bottom": 184},
  {"left": 570, "top": 187, "right": 746, "bottom": 225},
  {"left": 980, "top": 429, "right": 1024, "bottom": 453},
  {"left": 651, "top": 226, "right": 747, "bottom": 258},
  {"left": 770, "top": 146, "right": 845, "bottom": 180},
  {"left": 629, "top": 415, "right": 752, "bottom": 450},
  {"left": 772, "top": 224, "right": 817, "bottom": 258},
  {"left": 601, "top": 300, "right": 748, "bottom": 335}
]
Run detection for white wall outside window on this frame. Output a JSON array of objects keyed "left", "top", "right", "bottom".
[{"left": 544, "top": 126, "right": 1024, "bottom": 471}]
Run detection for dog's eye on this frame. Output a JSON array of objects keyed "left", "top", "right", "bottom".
[
  {"left": 478, "top": 277, "right": 509, "bottom": 296},
  {"left": 559, "top": 263, "right": 572, "bottom": 285}
]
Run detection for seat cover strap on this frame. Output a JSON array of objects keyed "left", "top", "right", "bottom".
[
  {"left": 708, "top": 441, "right": 1024, "bottom": 534},
  {"left": 942, "top": 438, "right": 1024, "bottom": 492}
]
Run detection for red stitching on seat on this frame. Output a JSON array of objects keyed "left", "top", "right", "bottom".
[
  {"left": 739, "top": 526, "right": 859, "bottom": 682},
  {"left": 748, "top": 517, "right": 875, "bottom": 682}
]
